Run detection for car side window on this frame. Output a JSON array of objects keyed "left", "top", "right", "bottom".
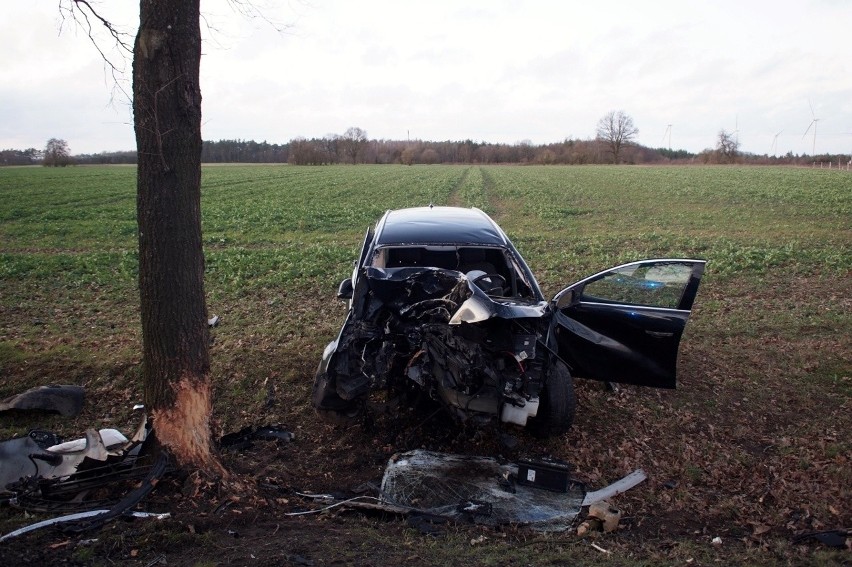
[{"left": 580, "top": 262, "right": 693, "bottom": 309}]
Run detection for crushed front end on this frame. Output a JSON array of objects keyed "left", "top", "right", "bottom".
[{"left": 313, "top": 267, "right": 550, "bottom": 427}]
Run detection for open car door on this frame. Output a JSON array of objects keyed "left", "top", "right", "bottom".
[{"left": 551, "top": 259, "right": 705, "bottom": 388}]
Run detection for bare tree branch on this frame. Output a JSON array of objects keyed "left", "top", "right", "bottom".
[
  {"left": 226, "top": 0, "right": 293, "bottom": 34},
  {"left": 62, "top": 0, "right": 133, "bottom": 52},
  {"left": 58, "top": 0, "right": 134, "bottom": 104}
]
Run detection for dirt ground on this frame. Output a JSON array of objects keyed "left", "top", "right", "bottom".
[
  {"left": 1, "top": 379, "right": 849, "bottom": 566},
  {"left": 0, "top": 274, "right": 850, "bottom": 566}
]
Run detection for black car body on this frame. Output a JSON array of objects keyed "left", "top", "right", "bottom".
[{"left": 313, "top": 206, "right": 705, "bottom": 433}]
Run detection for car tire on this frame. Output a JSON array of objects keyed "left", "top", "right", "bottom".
[
  {"left": 533, "top": 359, "right": 576, "bottom": 436},
  {"left": 312, "top": 365, "right": 363, "bottom": 426}
]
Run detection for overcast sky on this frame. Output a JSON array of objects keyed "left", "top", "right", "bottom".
[{"left": 2, "top": 0, "right": 851, "bottom": 156}]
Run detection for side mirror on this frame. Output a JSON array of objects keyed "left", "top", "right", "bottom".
[
  {"left": 554, "top": 288, "right": 579, "bottom": 310},
  {"left": 337, "top": 278, "right": 354, "bottom": 300}
]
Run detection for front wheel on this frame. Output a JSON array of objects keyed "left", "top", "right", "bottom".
[
  {"left": 531, "top": 359, "right": 576, "bottom": 436},
  {"left": 312, "top": 365, "right": 362, "bottom": 426}
]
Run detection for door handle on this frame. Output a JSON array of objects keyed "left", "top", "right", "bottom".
[{"left": 645, "top": 330, "right": 674, "bottom": 338}]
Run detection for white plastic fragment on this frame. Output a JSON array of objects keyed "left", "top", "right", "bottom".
[
  {"left": 582, "top": 469, "right": 647, "bottom": 506},
  {"left": 591, "top": 542, "right": 611, "bottom": 554},
  {"left": 47, "top": 429, "right": 128, "bottom": 454},
  {"left": 0, "top": 511, "right": 170, "bottom": 542}
]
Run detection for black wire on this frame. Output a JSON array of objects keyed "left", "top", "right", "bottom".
[{"left": 63, "top": 452, "right": 170, "bottom": 534}]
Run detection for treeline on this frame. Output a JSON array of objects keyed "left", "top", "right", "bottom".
[
  {"left": 0, "top": 149, "right": 138, "bottom": 166},
  {"left": 73, "top": 150, "right": 137, "bottom": 165},
  {"left": 4, "top": 137, "right": 850, "bottom": 167},
  {"left": 219, "top": 136, "right": 669, "bottom": 165},
  {"left": 0, "top": 148, "right": 42, "bottom": 166},
  {"left": 202, "top": 138, "right": 851, "bottom": 167}
]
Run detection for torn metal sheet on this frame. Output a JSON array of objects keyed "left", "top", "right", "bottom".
[
  {"left": 379, "top": 450, "right": 585, "bottom": 531},
  {"left": 0, "top": 431, "right": 61, "bottom": 495},
  {"left": 0, "top": 384, "right": 85, "bottom": 417},
  {"left": 1, "top": 417, "right": 157, "bottom": 517},
  {"left": 0, "top": 428, "right": 132, "bottom": 495}
]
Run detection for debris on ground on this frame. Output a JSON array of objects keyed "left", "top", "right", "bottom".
[
  {"left": 792, "top": 529, "right": 852, "bottom": 549},
  {"left": 378, "top": 450, "right": 585, "bottom": 530},
  {"left": 0, "top": 414, "right": 174, "bottom": 542},
  {"left": 0, "top": 384, "right": 85, "bottom": 417},
  {"left": 0, "top": 415, "right": 155, "bottom": 512},
  {"left": 0, "top": 427, "right": 134, "bottom": 499},
  {"left": 588, "top": 500, "right": 621, "bottom": 532},
  {"left": 577, "top": 501, "right": 623, "bottom": 536},
  {"left": 310, "top": 449, "right": 648, "bottom": 534},
  {"left": 219, "top": 425, "right": 294, "bottom": 451},
  {"left": 581, "top": 469, "right": 647, "bottom": 505},
  {"left": 0, "top": 510, "right": 171, "bottom": 543}
]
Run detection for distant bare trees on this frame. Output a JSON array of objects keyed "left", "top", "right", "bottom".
[
  {"left": 596, "top": 111, "right": 639, "bottom": 164},
  {"left": 43, "top": 138, "right": 72, "bottom": 167},
  {"left": 420, "top": 148, "right": 439, "bottom": 164},
  {"left": 287, "top": 137, "right": 333, "bottom": 165},
  {"left": 340, "top": 127, "right": 368, "bottom": 164},
  {"left": 400, "top": 147, "right": 416, "bottom": 166},
  {"left": 1, "top": 148, "right": 42, "bottom": 166}
]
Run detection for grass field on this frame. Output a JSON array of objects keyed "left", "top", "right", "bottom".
[{"left": 0, "top": 164, "right": 850, "bottom": 565}]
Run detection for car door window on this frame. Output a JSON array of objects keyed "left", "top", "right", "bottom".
[{"left": 580, "top": 262, "right": 694, "bottom": 309}]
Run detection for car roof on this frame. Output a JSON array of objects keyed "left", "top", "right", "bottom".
[{"left": 374, "top": 206, "right": 508, "bottom": 246}]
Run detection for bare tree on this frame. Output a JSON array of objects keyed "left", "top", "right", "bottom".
[
  {"left": 322, "top": 134, "right": 341, "bottom": 164},
  {"left": 400, "top": 147, "right": 416, "bottom": 166},
  {"left": 420, "top": 148, "right": 440, "bottom": 164},
  {"left": 340, "top": 127, "right": 368, "bottom": 164},
  {"left": 517, "top": 139, "right": 534, "bottom": 163},
  {"left": 43, "top": 138, "right": 72, "bottom": 167},
  {"left": 716, "top": 129, "right": 740, "bottom": 163},
  {"left": 596, "top": 110, "right": 639, "bottom": 164}
]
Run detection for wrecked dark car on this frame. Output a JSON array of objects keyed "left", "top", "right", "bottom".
[{"left": 312, "top": 206, "right": 705, "bottom": 434}]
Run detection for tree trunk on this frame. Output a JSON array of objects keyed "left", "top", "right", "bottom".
[{"left": 133, "top": 0, "right": 223, "bottom": 475}]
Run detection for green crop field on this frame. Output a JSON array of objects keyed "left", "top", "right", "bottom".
[
  {"left": 0, "top": 164, "right": 850, "bottom": 565},
  {"left": 2, "top": 164, "right": 848, "bottom": 290}
]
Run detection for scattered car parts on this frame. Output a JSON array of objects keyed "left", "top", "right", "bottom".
[
  {"left": 378, "top": 450, "right": 585, "bottom": 530},
  {"left": 0, "top": 427, "right": 132, "bottom": 498},
  {"left": 319, "top": 449, "right": 645, "bottom": 532}
]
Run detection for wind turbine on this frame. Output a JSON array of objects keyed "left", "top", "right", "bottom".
[
  {"left": 661, "top": 124, "right": 672, "bottom": 150},
  {"left": 803, "top": 101, "right": 820, "bottom": 156},
  {"left": 770, "top": 130, "right": 782, "bottom": 156},
  {"left": 733, "top": 115, "right": 739, "bottom": 148}
]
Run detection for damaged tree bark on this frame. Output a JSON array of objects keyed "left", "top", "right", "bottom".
[{"left": 133, "top": 0, "right": 224, "bottom": 476}]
